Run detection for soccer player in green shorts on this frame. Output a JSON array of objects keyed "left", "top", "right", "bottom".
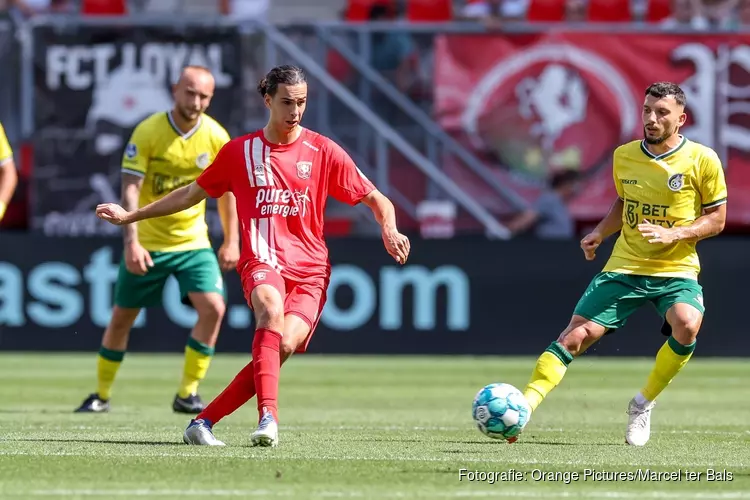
[
  {"left": 516, "top": 82, "right": 728, "bottom": 446},
  {"left": 75, "top": 66, "right": 239, "bottom": 414}
]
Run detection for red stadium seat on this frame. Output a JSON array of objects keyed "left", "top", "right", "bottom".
[
  {"left": 587, "top": 0, "right": 632, "bottom": 21},
  {"left": 81, "top": 0, "right": 126, "bottom": 15},
  {"left": 526, "top": 0, "right": 565, "bottom": 21},
  {"left": 406, "top": 0, "right": 453, "bottom": 21},
  {"left": 645, "top": 0, "right": 671, "bottom": 21},
  {"left": 345, "top": 0, "right": 395, "bottom": 21}
]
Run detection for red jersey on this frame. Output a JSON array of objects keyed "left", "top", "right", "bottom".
[{"left": 196, "top": 128, "right": 376, "bottom": 280}]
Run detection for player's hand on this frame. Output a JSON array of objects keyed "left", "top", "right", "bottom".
[
  {"left": 382, "top": 228, "right": 410, "bottom": 265},
  {"left": 96, "top": 203, "right": 133, "bottom": 226},
  {"left": 218, "top": 240, "right": 240, "bottom": 272},
  {"left": 124, "top": 241, "right": 154, "bottom": 276},
  {"left": 638, "top": 220, "right": 678, "bottom": 244},
  {"left": 580, "top": 231, "right": 603, "bottom": 261}
]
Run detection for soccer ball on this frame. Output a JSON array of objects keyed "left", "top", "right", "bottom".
[{"left": 472, "top": 383, "right": 531, "bottom": 440}]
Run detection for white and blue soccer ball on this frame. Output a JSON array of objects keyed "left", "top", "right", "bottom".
[{"left": 472, "top": 383, "right": 531, "bottom": 440}]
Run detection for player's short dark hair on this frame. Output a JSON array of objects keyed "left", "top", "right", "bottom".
[
  {"left": 645, "top": 82, "right": 686, "bottom": 107},
  {"left": 257, "top": 65, "right": 307, "bottom": 97}
]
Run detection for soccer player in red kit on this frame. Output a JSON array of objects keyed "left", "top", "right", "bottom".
[{"left": 95, "top": 65, "right": 411, "bottom": 447}]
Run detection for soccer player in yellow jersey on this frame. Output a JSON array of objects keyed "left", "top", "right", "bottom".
[
  {"left": 517, "top": 82, "right": 727, "bottom": 446},
  {"left": 75, "top": 66, "right": 240, "bottom": 414},
  {"left": 0, "top": 121, "right": 18, "bottom": 223}
]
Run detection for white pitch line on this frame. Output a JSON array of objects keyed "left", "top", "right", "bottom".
[
  {"left": 1, "top": 451, "right": 745, "bottom": 468},
  {"left": 26, "top": 490, "right": 750, "bottom": 499}
]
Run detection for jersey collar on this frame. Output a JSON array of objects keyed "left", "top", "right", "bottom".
[
  {"left": 640, "top": 135, "right": 686, "bottom": 161},
  {"left": 167, "top": 111, "right": 202, "bottom": 140}
]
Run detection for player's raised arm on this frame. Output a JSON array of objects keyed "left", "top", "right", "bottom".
[{"left": 97, "top": 182, "right": 209, "bottom": 225}]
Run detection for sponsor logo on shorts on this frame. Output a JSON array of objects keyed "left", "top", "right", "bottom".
[
  {"left": 215, "top": 276, "right": 223, "bottom": 290},
  {"left": 667, "top": 173, "right": 684, "bottom": 191},
  {"left": 695, "top": 294, "right": 704, "bottom": 307},
  {"left": 253, "top": 271, "right": 267, "bottom": 282}
]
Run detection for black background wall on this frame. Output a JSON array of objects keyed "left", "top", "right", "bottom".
[{"left": 1, "top": 234, "right": 748, "bottom": 357}]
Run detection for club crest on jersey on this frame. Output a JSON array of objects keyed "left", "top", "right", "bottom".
[
  {"left": 196, "top": 153, "right": 210, "bottom": 169},
  {"left": 296, "top": 161, "right": 312, "bottom": 180},
  {"left": 125, "top": 143, "right": 137, "bottom": 159},
  {"left": 667, "top": 173, "right": 684, "bottom": 191}
]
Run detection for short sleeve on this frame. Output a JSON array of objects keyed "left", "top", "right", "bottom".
[
  {"left": 613, "top": 150, "right": 624, "bottom": 200},
  {"left": 121, "top": 122, "right": 151, "bottom": 177},
  {"left": 0, "top": 122, "right": 13, "bottom": 167},
  {"left": 699, "top": 149, "right": 728, "bottom": 209},
  {"left": 197, "top": 141, "right": 234, "bottom": 199},
  {"left": 326, "top": 141, "right": 376, "bottom": 206}
]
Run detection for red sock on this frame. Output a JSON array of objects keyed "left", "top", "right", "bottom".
[
  {"left": 253, "top": 328, "right": 282, "bottom": 423},
  {"left": 197, "top": 361, "right": 256, "bottom": 426}
]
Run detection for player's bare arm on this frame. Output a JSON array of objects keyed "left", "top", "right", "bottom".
[
  {"left": 217, "top": 192, "right": 240, "bottom": 271},
  {"left": 0, "top": 157, "right": 18, "bottom": 221},
  {"left": 120, "top": 173, "right": 154, "bottom": 276},
  {"left": 581, "top": 197, "right": 624, "bottom": 261},
  {"left": 638, "top": 204, "right": 726, "bottom": 244},
  {"left": 97, "top": 181, "right": 208, "bottom": 226},
  {"left": 361, "top": 189, "right": 411, "bottom": 264}
]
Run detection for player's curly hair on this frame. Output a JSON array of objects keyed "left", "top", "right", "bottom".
[{"left": 257, "top": 65, "right": 307, "bottom": 97}]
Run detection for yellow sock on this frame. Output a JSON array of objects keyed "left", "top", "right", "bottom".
[
  {"left": 97, "top": 347, "right": 125, "bottom": 401},
  {"left": 522, "top": 342, "right": 574, "bottom": 412},
  {"left": 178, "top": 338, "right": 215, "bottom": 399},
  {"left": 640, "top": 336, "right": 695, "bottom": 402}
]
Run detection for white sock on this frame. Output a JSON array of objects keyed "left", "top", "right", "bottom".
[{"left": 634, "top": 392, "right": 649, "bottom": 406}]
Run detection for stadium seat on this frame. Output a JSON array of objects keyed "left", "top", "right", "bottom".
[
  {"left": 81, "top": 0, "right": 127, "bottom": 15},
  {"left": 345, "top": 0, "right": 395, "bottom": 21},
  {"left": 406, "top": 0, "right": 452, "bottom": 21},
  {"left": 645, "top": 0, "right": 671, "bottom": 21},
  {"left": 526, "top": 0, "right": 565, "bottom": 21},
  {"left": 587, "top": 0, "right": 632, "bottom": 21}
]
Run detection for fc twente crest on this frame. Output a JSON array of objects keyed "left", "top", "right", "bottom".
[{"left": 296, "top": 161, "right": 312, "bottom": 180}]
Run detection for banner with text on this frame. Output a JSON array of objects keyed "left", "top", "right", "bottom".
[
  {"left": 1, "top": 235, "right": 748, "bottom": 356},
  {"left": 434, "top": 33, "right": 750, "bottom": 226},
  {"left": 29, "top": 24, "right": 243, "bottom": 237}
]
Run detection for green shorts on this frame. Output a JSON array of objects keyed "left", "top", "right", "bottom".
[
  {"left": 573, "top": 272, "right": 705, "bottom": 331},
  {"left": 114, "top": 248, "right": 226, "bottom": 309}
]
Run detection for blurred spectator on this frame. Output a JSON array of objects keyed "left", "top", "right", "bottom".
[
  {"left": 660, "top": 0, "right": 708, "bottom": 28},
  {"left": 368, "top": 3, "right": 419, "bottom": 93},
  {"left": 506, "top": 170, "right": 581, "bottom": 240},
  {"left": 459, "top": 0, "right": 529, "bottom": 22},
  {"left": 564, "top": 0, "right": 587, "bottom": 21},
  {"left": 699, "top": 0, "right": 736, "bottom": 27},
  {"left": 10, "top": 0, "right": 72, "bottom": 15},
  {"left": 727, "top": 0, "right": 750, "bottom": 28},
  {"left": 220, "top": 0, "right": 269, "bottom": 22}
]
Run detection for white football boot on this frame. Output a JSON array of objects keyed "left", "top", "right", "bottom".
[
  {"left": 625, "top": 398, "right": 656, "bottom": 446},
  {"left": 183, "top": 419, "right": 226, "bottom": 446},
  {"left": 251, "top": 409, "right": 279, "bottom": 447}
]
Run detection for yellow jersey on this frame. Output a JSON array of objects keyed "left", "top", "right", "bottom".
[
  {"left": 0, "top": 122, "right": 13, "bottom": 166},
  {"left": 121, "top": 111, "right": 230, "bottom": 252},
  {"left": 604, "top": 136, "right": 728, "bottom": 280}
]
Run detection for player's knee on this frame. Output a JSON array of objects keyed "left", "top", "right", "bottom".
[
  {"left": 670, "top": 316, "right": 701, "bottom": 344},
  {"left": 195, "top": 295, "right": 226, "bottom": 324},
  {"left": 558, "top": 322, "right": 601, "bottom": 357},
  {"left": 255, "top": 302, "right": 285, "bottom": 330}
]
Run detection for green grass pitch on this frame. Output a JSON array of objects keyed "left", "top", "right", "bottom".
[{"left": 0, "top": 353, "right": 747, "bottom": 499}]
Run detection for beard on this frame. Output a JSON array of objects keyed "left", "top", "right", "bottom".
[
  {"left": 643, "top": 124, "right": 675, "bottom": 145},
  {"left": 177, "top": 106, "right": 201, "bottom": 123}
]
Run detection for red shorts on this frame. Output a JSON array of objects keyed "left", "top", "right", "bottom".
[{"left": 241, "top": 262, "right": 329, "bottom": 353}]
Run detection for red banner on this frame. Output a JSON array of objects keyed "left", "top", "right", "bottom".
[{"left": 434, "top": 32, "right": 750, "bottom": 227}]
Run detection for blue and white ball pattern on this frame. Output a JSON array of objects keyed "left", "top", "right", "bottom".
[{"left": 472, "top": 383, "right": 531, "bottom": 439}]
